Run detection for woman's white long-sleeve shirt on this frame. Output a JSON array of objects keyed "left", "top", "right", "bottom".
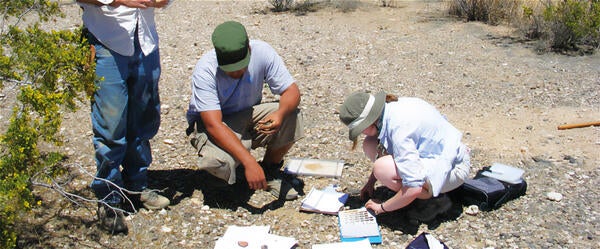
[{"left": 378, "top": 98, "right": 463, "bottom": 197}]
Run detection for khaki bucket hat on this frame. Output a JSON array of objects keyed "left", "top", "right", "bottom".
[{"left": 338, "top": 91, "right": 386, "bottom": 140}]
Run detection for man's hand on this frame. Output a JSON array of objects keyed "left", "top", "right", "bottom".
[
  {"left": 255, "top": 112, "right": 283, "bottom": 135},
  {"left": 244, "top": 162, "right": 267, "bottom": 190}
]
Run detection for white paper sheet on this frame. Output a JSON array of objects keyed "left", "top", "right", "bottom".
[
  {"left": 312, "top": 238, "right": 373, "bottom": 249},
  {"left": 214, "top": 225, "right": 297, "bottom": 249},
  {"left": 301, "top": 185, "right": 348, "bottom": 214}
]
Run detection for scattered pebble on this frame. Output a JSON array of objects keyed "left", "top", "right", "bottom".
[
  {"left": 547, "top": 192, "right": 563, "bottom": 202},
  {"left": 161, "top": 226, "right": 172, "bottom": 233},
  {"left": 465, "top": 205, "right": 479, "bottom": 215}
]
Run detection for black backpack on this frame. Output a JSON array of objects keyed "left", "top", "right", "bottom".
[{"left": 457, "top": 168, "right": 527, "bottom": 211}]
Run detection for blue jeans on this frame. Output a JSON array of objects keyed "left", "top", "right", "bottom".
[{"left": 87, "top": 32, "right": 161, "bottom": 204}]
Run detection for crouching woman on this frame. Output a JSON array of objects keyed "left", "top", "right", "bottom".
[{"left": 338, "top": 91, "right": 470, "bottom": 215}]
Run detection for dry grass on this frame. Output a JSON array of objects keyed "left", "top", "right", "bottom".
[{"left": 448, "top": 0, "right": 522, "bottom": 25}]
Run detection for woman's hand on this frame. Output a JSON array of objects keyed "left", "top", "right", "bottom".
[{"left": 365, "top": 199, "right": 385, "bottom": 215}]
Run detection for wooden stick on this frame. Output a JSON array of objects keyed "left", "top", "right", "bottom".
[{"left": 557, "top": 121, "right": 600, "bottom": 130}]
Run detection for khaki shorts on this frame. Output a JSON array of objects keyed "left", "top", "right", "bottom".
[{"left": 189, "top": 102, "right": 304, "bottom": 184}]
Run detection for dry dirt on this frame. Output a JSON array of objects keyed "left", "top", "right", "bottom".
[{"left": 9, "top": 0, "right": 600, "bottom": 248}]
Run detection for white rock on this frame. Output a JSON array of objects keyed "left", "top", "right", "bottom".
[
  {"left": 484, "top": 239, "right": 497, "bottom": 247},
  {"left": 546, "top": 192, "right": 563, "bottom": 201},
  {"left": 190, "top": 198, "right": 202, "bottom": 206},
  {"left": 465, "top": 205, "right": 479, "bottom": 215},
  {"left": 201, "top": 205, "right": 210, "bottom": 211},
  {"left": 164, "top": 139, "right": 175, "bottom": 145},
  {"left": 161, "top": 226, "right": 172, "bottom": 233}
]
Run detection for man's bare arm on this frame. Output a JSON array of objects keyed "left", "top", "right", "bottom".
[{"left": 200, "top": 110, "right": 267, "bottom": 190}]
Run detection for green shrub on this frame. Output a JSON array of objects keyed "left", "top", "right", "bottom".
[
  {"left": 449, "top": 0, "right": 599, "bottom": 53},
  {"left": 542, "top": 0, "right": 600, "bottom": 51},
  {"left": 0, "top": 1, "right": 95, "bottom": 248}
]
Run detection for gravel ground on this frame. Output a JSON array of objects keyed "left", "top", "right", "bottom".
[{"left": 10, "top": 1, "right": 600, "bottom": 248}]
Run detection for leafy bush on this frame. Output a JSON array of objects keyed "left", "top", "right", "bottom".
[
  {"left": 542, "top": 0, "right": 600, "bottom": 51},
  {"left": 0, "top": 1, "right": 95, "bottom": 248},
  {"left": 448, "top": 0, "right": 599, "bottom": 53}
]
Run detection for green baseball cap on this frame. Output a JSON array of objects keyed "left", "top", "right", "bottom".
[
  {"left": 211, "top": 21, "right": 250, "bottom": 72},
  {"left": 339, "top": 91, "right": 386, "bottom": 140}
]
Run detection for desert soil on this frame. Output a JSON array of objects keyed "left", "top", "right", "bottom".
[{"left": 8, "top": 0, "right": 600, "bottom": 248}]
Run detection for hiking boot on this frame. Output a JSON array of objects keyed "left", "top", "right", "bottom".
[
  {"left": 260, "top": 160, "right": 302, "bottom": 200},
  {"left": 97, "top": 203, "right": 128, "bottom": 235},
  {"left": 267, "top": 179, "right": 298, "bottom": 200},
  {"left": 140, "top": 189, "right": 170, "bottom": 210}
]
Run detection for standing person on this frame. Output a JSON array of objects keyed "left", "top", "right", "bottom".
[
  {"left": 338, "top": 91, "right": 471, "bottom": 216},
  {"left": 77, "top": 0, "right": 171, "bottom": 234},
  {"left": 186, "top": 21, "right": 303, "bottom": 201}
]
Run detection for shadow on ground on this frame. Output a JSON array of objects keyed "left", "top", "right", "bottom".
[
  {"left": 149, "top": 169, "right": 465, "bottom": 235},
  {"left": 345, "top": 186, "right": 463, "bottom": 235},
  {"left": 148, "top": 168, "right": 305, "bottom": 214}
]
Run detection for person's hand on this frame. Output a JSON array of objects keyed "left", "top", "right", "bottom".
[
  {"left": 243, "top": 162, "right": 267, "bottom": 190},
  {"left": 145, "top": 0, "right": 170, "bottom": 8},
  {"left": 360, "top": 180, "right": 375, "bottom": 200},
  {"left": 255, "top": 112, "right": 283, "bottom": 135},
  {"left": 111, "top": 0, "right": 169, "bottom": 8},
  {"left": 110, "top": 0, "right": 152, "bottom": 8},
  {"left": 365, "top": 199, "right": 385, "bottom": 215}
]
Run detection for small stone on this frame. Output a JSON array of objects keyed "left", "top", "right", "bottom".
[
  {"left": 164, "top": 139, "right": 175, "bottom": 145},
  {"left": 465, "top": 205, "right": 479, "bottom": 215},
  {"left": 547, "top": 192, "right": 563, "bottom": 201},
  {"left": 161, "top": 226, "right": 172, "bottom": 233},
  {"left": 485, "top": 239, "right": 497, "bottom": 247},
  {"left": 237, "top": 241, "right": 248, "bottom": 247}
]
